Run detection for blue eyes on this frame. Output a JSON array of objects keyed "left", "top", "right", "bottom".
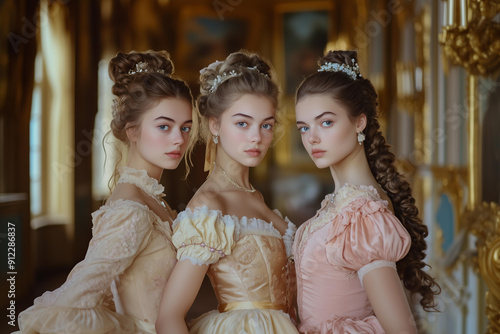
[
  {"left": 158, "top": 125, "right": 191, "bottom": 133},
  {"left": 236, "top": 122, "right": 273, "bottom": 130},
  {"left": 298, "top": 121, "right": 333, "bottom": 133}
]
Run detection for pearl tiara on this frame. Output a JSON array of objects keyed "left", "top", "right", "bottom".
[
  {"left": 128, "top": 61, "right": 165, "bottom": 75},
  {"left": 318, "top": 59, "right": 361, "bottom": 80},
  {"left": 202, "top": 64, "right": 269, "bottom": 93}
]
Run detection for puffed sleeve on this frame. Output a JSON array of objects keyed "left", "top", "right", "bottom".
[
  {"left": 325, "top": 197, "right": 411, "bottom": 285},
  {"left": 17, "top": 201, "right": 156, "bottom": 334},
  {"left": 172, "top": 206, "right": 236, "bottom": 266}
]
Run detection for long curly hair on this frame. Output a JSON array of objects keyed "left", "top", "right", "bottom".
[{"left": 296, "top": 50, "right": 441, "bottom": 311}]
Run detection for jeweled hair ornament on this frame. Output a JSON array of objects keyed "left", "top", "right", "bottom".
[
  {"left": 318, "top": 58, "right": 361, "bottom": 80},
  {"left": 128, "top": 61, "right": 165, "bottom": 75},
  {"left": 201, "top": 63, "right": 269, "bottom": 94}
]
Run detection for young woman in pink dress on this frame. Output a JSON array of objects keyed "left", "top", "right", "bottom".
[
  {"left": 16, "top": 50, "right": 196, "bottom": 333},
  {"left": 293, "top": 50, "right": 440, "bottom": 334}
]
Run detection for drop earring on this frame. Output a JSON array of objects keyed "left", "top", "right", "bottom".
[
  {"left": 357, "top": 131, "right": 365, "bottom": 145},
  {"left": 213, "top": 134, "right": 219, "bottom": 144}
]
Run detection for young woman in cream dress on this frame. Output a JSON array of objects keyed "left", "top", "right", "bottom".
[
  {"left": 156, "top": 51, "right": 298, "bottom": 334},
  {"left": 16, "top": 50, "right": 197, "bottom": 334}
]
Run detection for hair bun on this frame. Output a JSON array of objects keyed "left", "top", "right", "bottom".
[
  {"left": 222, "top": 50, "right": 274, "bottom": 78},
  {"left": 109, "top": 50, "right": 174, "bottom": 96},
  {"left": 320, "top": 50, "right": 358, "bottom": 68},
  {"left": 199, "top": 50, "right": 275, "bottom": 95}
]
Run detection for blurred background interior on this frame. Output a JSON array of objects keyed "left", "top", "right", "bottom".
[{"left": 1, "top": 0, "right": 500, "bottom": 333}]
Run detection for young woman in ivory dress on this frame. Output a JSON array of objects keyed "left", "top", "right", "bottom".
[
  {"left": 16, "top": 50, "right": 197, "bottom": 334},
  {"left": 155, "top": 50, "right": 299, "bottom": 334},
  {"left": 292, "top": 50, "right": 441, "bottom": 334}
]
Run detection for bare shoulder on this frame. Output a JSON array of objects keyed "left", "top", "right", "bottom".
[
  {"left": 187, "top": 183, "right": 227, "bottom": 213},
  {"left": 107, "top": 182, "right": 148, "bottom": 206}
]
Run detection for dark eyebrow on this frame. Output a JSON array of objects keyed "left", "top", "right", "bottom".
[
  {"left": 154, "top": 116, "right": 175, "bottom": 122},
  {"left": 154, "top": 116, "right": 193, "bottom": 125},
  {"left": 232, "top": 113, "right": 253, "bottom": 119},
  {"left": 232, "top": 113, "right": 276, "bottom": 122},
  {"left": 315, "top": 111, "right": 336, "bottom": 120},
  {"left": 296, "top": 111, "right": 336, "bottom": 125}
]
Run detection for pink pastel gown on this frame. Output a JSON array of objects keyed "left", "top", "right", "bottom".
[
  {"left": 293, "top": 184, "right": 411, "bottom": 334},
  {"left": 16, "top": 167, "right": 177, "bottom": 333}
]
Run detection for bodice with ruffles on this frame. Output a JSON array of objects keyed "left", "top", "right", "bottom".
[
  {"left": 16, "top": 167, "right": 176, "bottom": 334},
  {"left": 172, "top": 206, "right": 299, "bottom": 334},
  {"left": 293, "top": 184, "right": 411, "bottom": 334}
]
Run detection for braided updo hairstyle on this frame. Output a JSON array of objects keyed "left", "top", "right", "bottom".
[
  {"left": 107, "top": 50, "right": 196, "bottom": 179},
  {"left": 296, "top": 50, "right": 441, "bottom": 311},
  {"left": 197, "top": 50, "right": 281, "bottom": 147}
]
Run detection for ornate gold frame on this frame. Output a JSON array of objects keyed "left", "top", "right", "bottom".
[{"left": 441, "top": 0, "right": 500, "bottom": 332}]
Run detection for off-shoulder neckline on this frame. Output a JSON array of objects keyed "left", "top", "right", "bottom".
[{"left": 177, "top": 206, "right": 296, "bottom": 238}]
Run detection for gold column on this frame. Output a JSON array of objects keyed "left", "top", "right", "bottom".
[{"left": 467, "top": 74, "right": 480, "bottom": 209}]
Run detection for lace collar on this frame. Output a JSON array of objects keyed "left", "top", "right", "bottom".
[
  {"left": 328, "top": 183, "right": 382, "bottom": 206},
  {"left": 117, "top": 166, "right": 165, "bottom": 201}
]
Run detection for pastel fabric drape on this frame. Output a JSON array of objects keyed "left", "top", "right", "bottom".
[
  {"left": 16, "top": 167, "right": 177, "bottom": 333},
  {"left": 172, "top": 206, "right": 299, "bottom": 333},
  {"left": 293, "top": 184, "right": 411, "bottom": 333}
]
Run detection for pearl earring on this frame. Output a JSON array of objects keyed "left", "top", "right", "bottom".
[{"left": 357, "top": 132, "right": 365, "bottom": 145}]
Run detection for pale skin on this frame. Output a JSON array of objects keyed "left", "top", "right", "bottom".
[
  {"left": 107, "top": 97, "right": 193, "bottom": 224},
  {"left": 155, "top": 94, "right": 289, "bottom": 334},
  {"left": 295, "top": 94, "right": 417, "bottom": 334}
]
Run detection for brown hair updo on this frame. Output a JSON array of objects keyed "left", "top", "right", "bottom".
[
  {"left": 197, "top": 50, "right": 281, "bottom": 147},
  {"left": 296, "top": 50, "right": 441, "bottom": 311},
  {"left": 109, "top": 50, "right": 194, "bottom": 143},
  {"left": 107, "top": 50, "right": 197, "bottom": 180}
]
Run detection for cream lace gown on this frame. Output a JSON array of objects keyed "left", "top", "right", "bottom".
[
  {"left": 172, "top": 206, "right": 299, "bottom": 333},
  {"left": 17, "top": 167, "right": 177, "bottom": 334}
]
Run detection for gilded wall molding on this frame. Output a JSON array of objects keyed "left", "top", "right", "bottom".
[
  {"left": 440, "top": 1, "right": 500, "bottom": 332},
  {"left": 440, "top": 0, "right": 500, "bottom": 75},
  {"left": 464, "top": 202, "right": 500, "bottom": 333}
]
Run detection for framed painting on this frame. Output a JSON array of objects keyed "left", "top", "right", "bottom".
[
  {"left": 175, "top": 5, "right": 261, "bottom": 83},
  {"left": 272, "top": 1, "right": 333, "bottom": 168},
  {"left": 273, "top": 1, "right": 333, "bottom": 96}
]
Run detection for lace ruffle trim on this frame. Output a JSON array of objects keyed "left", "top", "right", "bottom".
[
  {"left": 357, "top": 260, "right": 396, "bottom": 286},
  {"left": 117, "top": 166, "right": 165, "bottom": 199},
  {"left": 174, "top": 206, "right": 296, "bottom": 251}
]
